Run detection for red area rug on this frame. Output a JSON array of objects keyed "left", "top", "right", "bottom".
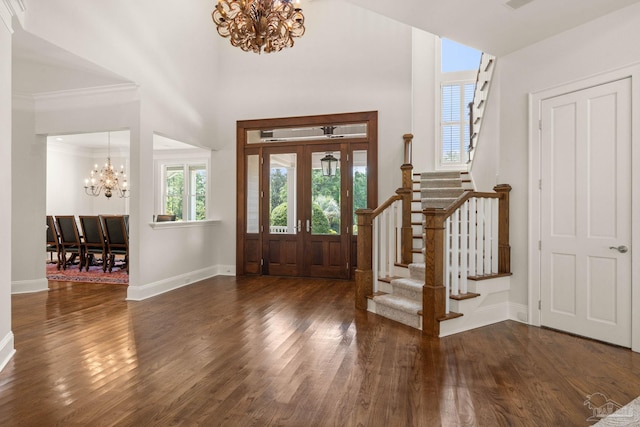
[{"left": 46, "top": 263, "right": 128, "bottom": 285}]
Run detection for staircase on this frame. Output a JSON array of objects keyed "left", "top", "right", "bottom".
[{"left": 356, "top": 51, "right": 508, "bottom": 337}]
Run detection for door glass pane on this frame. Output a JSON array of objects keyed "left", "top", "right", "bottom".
[
  {"left": 246, "top": 155, "right": 259, "bottom": 233},
  {"left": 247, "top": 123, "right": 367, "bottom": 144},
  {"left": 311, "top": 151, "right": 340, "bottom": 235},
  {"left": 353, "top": 150, "right": 367, "bottom": 235},
  {"left": 269, "top": 153, "right": 297, "bottom": 234}
]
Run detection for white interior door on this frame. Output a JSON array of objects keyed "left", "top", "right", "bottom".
[{"left": 540, "top": 78, "right": 631, "bottom": 347}]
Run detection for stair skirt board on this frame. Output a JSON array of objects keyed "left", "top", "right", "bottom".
[
  {"left": 368, "top": 296, "right": 422, "bottom": 330},
  {"left": 440, "top": 276, "right": 511, "bottom": 337},
  {"left": 370, "top": 274, "right": 511, "bottom": 337}
]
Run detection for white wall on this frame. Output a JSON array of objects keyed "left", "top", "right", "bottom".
[
  {"left": 17, "top": 0, "right": 222, "bottom": 299},
  {"left": 0, "top": 15, "right": 16, "bottom": 371},
  {"left": 212, "top": 0, "right": 414, "bottom": 267},
  {"left": 11, "top": 102, "right": 48, "bottom": 293},
  {"left": 411, "top": 28, "right": 438, "bottom": 172},
  {"left": 488, "top": 3, "right": 640, "bottom": 308},
  {"left": 46, "top": 141, "right": 129, "bottom": 216}
]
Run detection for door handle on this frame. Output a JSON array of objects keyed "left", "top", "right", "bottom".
[
  {"left": 297, "top": 220, "right": 301, "bottom": 233},
  {"left": 306, "top": 219, "right": 311, "bottom": 233},
  {"left": 609, "top": 245, "right": 629, "bottom": 253}
]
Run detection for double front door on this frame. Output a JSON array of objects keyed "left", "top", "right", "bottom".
[{"left": 262, "top": 145, "right": 351, "bottom": 278}]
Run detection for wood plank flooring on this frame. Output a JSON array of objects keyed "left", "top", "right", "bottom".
[{"left": 1, "top": 276, "right": 639, "bottom": 426}]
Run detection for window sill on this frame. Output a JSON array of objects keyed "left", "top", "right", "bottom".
[{"left": 148, "top": 219, "right": 221, "bottom": 230}]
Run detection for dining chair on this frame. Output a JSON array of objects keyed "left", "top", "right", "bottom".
[
  {"left": 55, "top": 215, "right": 84, "bottom": 270},
  {"left": 79, "top": 215, "right": 108, "bottom": 272},
  {"left": 46, "top": 215, "right": 61, "bottom": 269},
  {"left": 102, "top": 215, "right": 129, "bottom": 273}
]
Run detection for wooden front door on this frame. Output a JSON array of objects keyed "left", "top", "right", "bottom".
[
  {"left": 262, "top": 145, "right": 349, "bottom": 278},
  {"left": 539, "top": 78, "right": 632, "bottom": 347},
  {"left": 237, "top": 112, "right": 378, "bottom": 280}
]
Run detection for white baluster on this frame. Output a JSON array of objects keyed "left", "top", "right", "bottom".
[
  {"left": 469, "top": 198, "right": 476, "bottom": 277},
  {"left": 451, "top": 209, "right": 460, "bottom": 296},
  {"left": 460, "top": 201, "right": 468, "bottom": 294},
  {"left": 445, "top": 215, "right": 451, "bottom": 314},
  {"left": 491, "top": 197, "right": 499, "bottom": 274},
  {"left": 373, "top": 216, "right": 379, "bottom": 292},
  {"left": 476, "top": 198, "right": 485, "bottom": 276},
  {"left": 380, "top": 210, "right": 388, "bottom": 280},
  {"left": 484, "top": 197, "right": 492, "bottom": 274},
  {"left": 395, "top": 201, "right": 402, "bottom": 266}
]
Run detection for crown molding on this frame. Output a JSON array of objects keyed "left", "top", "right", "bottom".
[
  {"left": 1, "top": 0, "right": 25, "bottom": 33},
  {"left": 31, "top": 83, "right": 140, "bottom": 112}
]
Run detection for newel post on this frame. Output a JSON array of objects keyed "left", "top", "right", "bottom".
[
  {"left": 422, "top": 207, "right": 447, "bottom": 337},
  {"left": 494, "top": 184, "right": 512, "bottom": 274},
  {"left": 355, "top": 208, "right": 374, "bottom": 310},
  {"left": 399, "top": 163, "right": 414, "bottom": 265}
]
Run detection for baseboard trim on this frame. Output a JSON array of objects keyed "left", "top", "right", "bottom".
[
  {"left": 508, "top": 302, "right": 529, "bottom": 324},
  {"left": 439, "top": 301, "right": 510, "bottom": 337},
  {"left": 127, "top": 265, "right": 228, "bottom": 301},
  {"left": 11, "top": 278, "right": 49, "bottom": 294},
  {"left": 0, "top": 331, "right": 16, "bottom": 372}
]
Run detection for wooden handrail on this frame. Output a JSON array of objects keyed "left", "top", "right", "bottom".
[
  {"left": 441, "top": 190, "right": 499, "bottom": 216},
  {"left": 371, "top": 194, "right": 402, "bottom": 218}
]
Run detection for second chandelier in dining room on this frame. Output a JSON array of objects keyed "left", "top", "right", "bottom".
[
  {"left": 212, "top": 0, "right": 305, "bottom": 54},
  {"left": 84, "top": 132, "right": 129, "bottom": 199}
]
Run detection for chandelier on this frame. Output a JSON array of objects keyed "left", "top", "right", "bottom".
[
  {"left": 212, "top": 0, "right": 305, "bottom": 54},
  {"left": 84, "top": 132, "right": 129, "bottom": 199}
]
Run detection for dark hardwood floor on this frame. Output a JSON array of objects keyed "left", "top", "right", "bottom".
[{"left": 1, "top": 276, "right": 639, "bottom": 426}]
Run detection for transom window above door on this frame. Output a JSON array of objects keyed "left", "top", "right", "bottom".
[{"left": 246, "top": 123, "right": 368, "bottom": 144}]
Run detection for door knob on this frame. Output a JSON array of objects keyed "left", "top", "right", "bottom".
[{"left": 609, "top": 245, "right": 629, "bottom": 253}]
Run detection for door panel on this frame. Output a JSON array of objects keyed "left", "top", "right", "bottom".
[
  {"left": 263, "top": 150, "right": 302, "bottom": 276},
  {"left": 303, "top": 147, "right": 348, "bottom": 278},
  {"left": 540, "top": 78, "right": 631, "bottom": 347}
]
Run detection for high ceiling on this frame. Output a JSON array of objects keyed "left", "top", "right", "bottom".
[
  {"left": 344, "top": 0, "right": 640, "bottom": 55},
  {"left": 12, "top": 0, "right": 640, "bottom": 96}
]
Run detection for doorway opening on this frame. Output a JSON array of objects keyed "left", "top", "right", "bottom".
[{"left": 236, "top": 112, "right": 378, "bottom": 279}]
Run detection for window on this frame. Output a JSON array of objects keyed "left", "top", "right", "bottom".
[
  {"left": 438, "top": 38, "right": 481, "bottom": 168},
  {"left": 162, "top": 163, "right": 207, "bottom": 220},
  {"left": 441, "top": 82, "right": 475, "bottom": 164}
]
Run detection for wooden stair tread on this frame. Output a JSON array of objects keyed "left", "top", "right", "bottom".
[
  {"left": 378, "top": 276, "right": 401, "bottom": 284},
  {"left": 366, "top": 291, "right": 388, "bottom": 300},
  {"left": 411, "top": 249, "right": 422, "bottom": 254},
  {"left": 449, "top": 292, "right": 480, "bottom": 301},
  {"left": 438, "top": 311, "right": 463, "bottom": 321},
  {"left": 467, "top": 272, "right": 512, "bottom": 281},
  {"left": 394, "top": 262, "right": 410, "bottom": 269}
]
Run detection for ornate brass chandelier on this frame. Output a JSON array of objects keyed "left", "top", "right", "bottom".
[
  {"left": 84, "top": 132, "right": 129, "bottom": 199},
  {"left": 212, "top": 0, "right": 305, "bottom": 54}
]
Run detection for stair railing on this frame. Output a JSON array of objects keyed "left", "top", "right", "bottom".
[
  {"left": 423, "top": 184, "right": 511, "bottom": 336},
  {"left": 355, "top": 134, "right": 414, "bottom": 309}
]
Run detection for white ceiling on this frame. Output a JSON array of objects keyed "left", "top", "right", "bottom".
[
  {"left": 344, "top": 0, "right": 640, "bottom": 55},
  {"left": 13, "top": 0, "right": 640, "bottom": 95}
]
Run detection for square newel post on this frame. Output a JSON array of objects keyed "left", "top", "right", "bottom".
[
  {"left": 400, "top": 162, "right": 414, "bottom": 266},
  {"left": 493, "top": 184, "right": 512, "bottom": 274},
  {"left": 403, "top": 133, "right": 413, "bottom": 165},
  {"left": 355, "top": 208, "right": 374, "bottom": 310},
  {"left": 422, "top": 207, "right": 447, "bottom": 337}
]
